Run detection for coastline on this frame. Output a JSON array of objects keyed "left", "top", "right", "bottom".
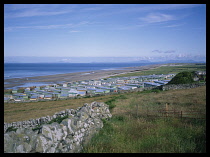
[{"left": 4, "top": 63, "right": 164, "bottom": 89}]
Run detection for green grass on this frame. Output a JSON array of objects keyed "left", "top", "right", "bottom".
[
  {"left": 81, "top": 86, "right": 206, "bottom": 153},
  {"left": 109, "top": 63, "right": 206, "bottom": 78},
  {"left": 105, "top": 95, "right": 128, "bottom": 111},
  {"left": 82, "top": 115, "right": 206, "bottom": 153}
]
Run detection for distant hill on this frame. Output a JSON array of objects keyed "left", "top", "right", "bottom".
[{"left": 161, "top": 60, "right": 205, "bottom": 64}]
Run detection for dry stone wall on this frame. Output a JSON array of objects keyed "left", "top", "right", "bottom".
[
  {"left": 161, "top": 82, "right": 206, "bottom": 91},
  {"left": 4, "top": 101, "right": 112, "bottom": 153}
]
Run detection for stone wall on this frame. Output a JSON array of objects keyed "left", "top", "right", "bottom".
[
  {"left": 4, "top": 102, "right": 112, "bottom": 153},
  {"left": 160, "top": 82, "right": 206, "bottom": 91}
]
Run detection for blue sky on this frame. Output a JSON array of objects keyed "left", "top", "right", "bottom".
[{"left": 4, "top": 4, "right": 206, "bottom": 62}]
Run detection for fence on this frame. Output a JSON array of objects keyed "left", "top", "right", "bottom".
[
  {"left": 144, "top": 103, "right": 205, "bottom": 119},
  {"left": 145, "top": 109, "right": 206, "bottom": 119}
]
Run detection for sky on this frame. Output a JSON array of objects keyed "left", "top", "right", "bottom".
[{"left": 4, "top": 4, "right": 206, "bottom": 62}]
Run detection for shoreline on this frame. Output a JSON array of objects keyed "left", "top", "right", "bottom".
[{"left": 4, "top": 63, "right": 164, "bottom": 89}]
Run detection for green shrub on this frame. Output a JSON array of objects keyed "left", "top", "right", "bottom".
[
  {"left": 32, "top": 125, "right": 42, "bottom": 133},
  {"left": 6, "top": 126, "right": 17, "bottom": 132},
  {"left": 168, "top": 71, "right": 195, "bottom": 84},
  {"left": 47, "top": 115, "right": 68, "bottom": 124}
]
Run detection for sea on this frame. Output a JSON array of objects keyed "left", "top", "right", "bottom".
[
  {"left": 4, "top": 63, "right": 159, "bottom": 80},
  {"left": 4, "top": 62, "right": 157, "bottom": 88}
]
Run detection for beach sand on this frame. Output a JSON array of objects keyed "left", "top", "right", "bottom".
[{"left": 4, "top": 64, "right": 164, "bottom": 89}]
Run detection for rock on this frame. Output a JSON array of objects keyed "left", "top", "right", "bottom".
[
  {"left": 4, "top": 102, "right": 112, "bottom": 153},
  {"left": 16, "top": 144, "right": 25, "bottom": 153},
  {"left": 60, "top": 118, "right": 74, "bottom": 134},
  {"left": 35, "top": 134, "right": 51, "bottom": 153}
]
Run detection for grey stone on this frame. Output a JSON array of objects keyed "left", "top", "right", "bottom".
[{"left": 4, "top": 101, "right": 112, "bottom": 153}]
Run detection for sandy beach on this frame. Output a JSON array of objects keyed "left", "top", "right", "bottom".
[{"left": 4, "top": 64, "right": 164, "bottom": 89}]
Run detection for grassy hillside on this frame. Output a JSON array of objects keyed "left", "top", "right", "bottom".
[{"left": 82, "top": 86, "right": 206, "bottom": 153}]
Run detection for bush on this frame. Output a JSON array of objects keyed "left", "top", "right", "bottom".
[{"left": 168, "top": 71, "right": 195, "bottom": 84}]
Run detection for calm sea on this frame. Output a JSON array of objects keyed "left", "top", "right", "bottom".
[{"left": 4, "top": 62, "right": 156, "bottom": 80}]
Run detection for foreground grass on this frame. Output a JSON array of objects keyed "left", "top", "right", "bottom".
[
  {"left": 82, "top": 116, "right": 205, "bottom": 153},
  {"left": 82, "top": 86, "right": 206, "bottom": 153}
]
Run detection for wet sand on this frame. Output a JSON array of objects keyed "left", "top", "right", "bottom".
[{"left": 4, "top": 64, "right": 164, "bottom": 89}]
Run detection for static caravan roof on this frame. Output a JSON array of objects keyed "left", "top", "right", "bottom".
[
  {"left": 87, "top": 88, "right": 96, "bottom": 91},
  {"left": 30, "top": 95, "right": 38, "bottom": 99},
  {"left": 4, "top": 97, "right": 10, "bottom": 101},
  {"left": 29, "top": 92, "right": 37, "bottom": 95},
  {"left": 154, "top": 81, "right": 168, "bottom": 85},
  {"left": 13, "top": 93, "right": 25, "bottom": 97},
  {"left": 125, "top": 84, "right": 141, "bottom": 86},
  {"left": 44, "top": 95, "right": 52, "bottom": 98},
  {"left": 163, "top": 80, "right": 170, "bottom": 82},
  {"left": 77, "top": 88, "right": 87, "bottom": 91},
  {"left": 144, "top": 82, "right": 162, "bottom": 86},
  {"left": 14, "top": 97, "right": 24, "bottom": 100},
  {"left": 51, "top": 92, "right": 60, "bottom": 95},
  {"left": 78, "top": 91, "right": 86, "bottom": 95},
  {"left": 60, "top": 94, "right": 68, "bottom": 97},
  {"left": 98, "top": 87, "right": 113, "bottom": 90},
  {"left": 118, "top": 86, "right": 132, "bottom": 90},
  {"left": 95, "top": 89, "right": 106, "bottom": 93},
  {"left": 31, "top": 94, "right": 39, "bottom": 97},
  {"left": 68, "top": 89, "right": 79, "bottom": 93}
]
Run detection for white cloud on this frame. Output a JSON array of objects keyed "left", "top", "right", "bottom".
[
  {"left": 152, "top": 50, "right": 176, "bottom": 53},
  {"left": 69, "top": 30, "right": 82, "bottom": 33},
  {"left": 164, "top": 23, "right": 185, "bottom": 28},
  {"left": 140, "top": 13, "right": 175, "bottom": 24},
  {"left": 5, "top": 24, "right": 72, "bottom": 31},
  {"left": 4, "top": 21, "right": 89, "bottom": 32},
  {"left": 4, "top": 4, "right": 74, "bottom": 18},
  {"left": 6, "top": 9, "right": 71, "bottom": 18}
]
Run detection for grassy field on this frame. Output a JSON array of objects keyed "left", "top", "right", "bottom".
[
  {"left": 4, "top": 95, "right": 115, "bottom": 123},
  {"left": 82, "top": 86, "right": 206, "bottom": 153},
  {"left": 109, "top": 63, "right": 206, "bottom": 78}
]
